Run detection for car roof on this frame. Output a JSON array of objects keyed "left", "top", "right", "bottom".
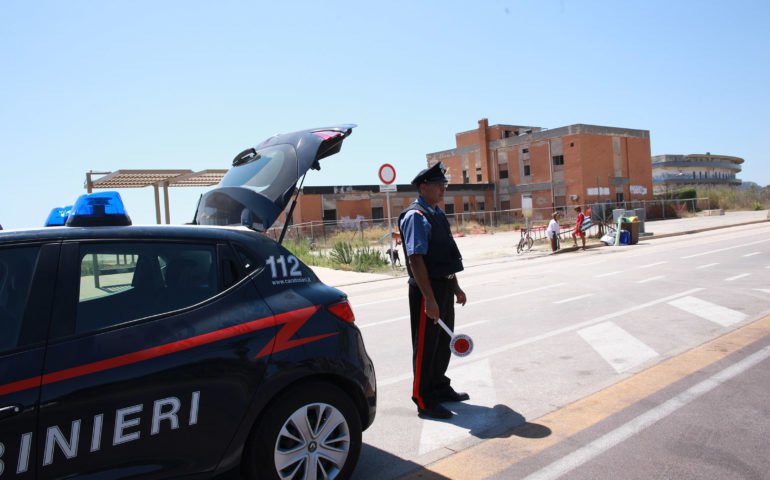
[{"left": 0, "top": 224, "right": 267, "bottom": 245}]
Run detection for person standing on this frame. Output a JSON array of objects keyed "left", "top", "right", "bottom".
[
  {"left": 398, "top": 162, "right": 469, "bottom": 420},
  {"left": 546, "top": 211, "right": 560, "bottom": 252},
  {"left": 572, "top": 206, "right": 587, "bottom": 249}
]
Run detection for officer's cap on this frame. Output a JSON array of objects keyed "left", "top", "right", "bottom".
[{"left": 411, "top": 162, "right": 448, "bottom": 186}]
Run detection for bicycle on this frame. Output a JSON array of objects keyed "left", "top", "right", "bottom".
[{"left": 517, "top": 227, "right": 534, "bottom": 254}]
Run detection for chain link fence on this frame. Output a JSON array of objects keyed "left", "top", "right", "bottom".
[{"left": 266, "top": 197, "right": 713, "bottom": 249}]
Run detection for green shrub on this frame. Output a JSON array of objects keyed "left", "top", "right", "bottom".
[
  {"left": 351, "top": 245, "right": 388, "bottom": 272},
  {"left": 330, "top": 241, "right": 355, "bottom": 265}
]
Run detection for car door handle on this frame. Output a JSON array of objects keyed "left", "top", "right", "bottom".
[{"left": 0, "top": 404, "right": 22, "bottom": 420}]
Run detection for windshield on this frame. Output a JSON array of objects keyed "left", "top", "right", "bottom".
[{"left": 219, "top": 144, "right": 298, "bottom": 197}]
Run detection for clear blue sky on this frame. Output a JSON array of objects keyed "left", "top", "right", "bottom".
[{"left": 2, "top": 0, "right": 768, "bottom": 229}]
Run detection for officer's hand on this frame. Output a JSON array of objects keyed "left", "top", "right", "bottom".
[
  {"left": 455, "top": 288, "right": 467, "bottom": 306},
  {"left": 424, "top": 299, "right": 440, "bottom": 322}
]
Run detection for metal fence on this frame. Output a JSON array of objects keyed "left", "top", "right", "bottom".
[{"left": 266, "top": 197, "right": 713, "bottom": 249}]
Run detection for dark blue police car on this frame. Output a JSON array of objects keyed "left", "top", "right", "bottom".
[{"left": 0, "top": 126, "right": 376, "bottom": 480}]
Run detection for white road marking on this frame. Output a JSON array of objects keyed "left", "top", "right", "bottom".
[
  {"left": 636, "top": 275, "right": 665, "bottom": 284},
  {"left": 594, "top": 271, "right": 622, "bottom": 278},
  {"left": 578, "top": 322, "right": 658, "bottom": 373},
  {"left": 639, "top": 261, "right": 666, "bottom": 269},
  {"left": 668, "top": 296, "right": 747, "bottom": 327},
  {"left": 553, "top": 293, "right": 594, "bottom": 305},
  {"left": 523, "top": 344, "right": 770, "bottom": 480},
  {"left": 358, "top": 283, "right": 565, "bottom": 329},
  {"left": 418, "top": 358, "right": 497, "bottom": 455},
  {"left": 680, "top": 239, "right": 770, "bottom": 259},
  {"left": 696, "top": 263, "right": 719, "bottom": 269},
  {"left": 378, "top": 288, "right": 704, "bottom": 386},
  {"left": 725, "top": 273, "right": 750, "bottom": 282},
  {"left": 755, "top": 289, "right": 770, "bottom": 294},
  {"left": 743, "top": 252, "right": 761, "bottom": 257}
]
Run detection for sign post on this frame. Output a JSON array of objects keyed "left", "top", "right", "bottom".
[{"left": 378, "top": 164, "right": 397, "bottom": 268}]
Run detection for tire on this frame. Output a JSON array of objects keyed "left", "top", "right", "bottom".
[
  {"left": 244, "top": 382, "right": 362, "bottom": 480},
  {"left": 516, "top": 238, "right": 524, "bottom": 254},
  {"left": 526, "top": 236, "right": 534, "bottom": 251}
]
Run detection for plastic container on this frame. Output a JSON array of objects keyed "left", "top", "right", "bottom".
[
  {"left": 621, "top": 222, "right": 640, "bottom": 244},
  {"left": 619, "top": 230, "right": 631, "bottom": 245}
]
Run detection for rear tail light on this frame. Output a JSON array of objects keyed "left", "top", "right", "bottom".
[
  {"left": 326, "top": 299, "right": 355, "bottom": 323},
  {"left": 312, "top": 130, "right": 344, "bottom": 141}
]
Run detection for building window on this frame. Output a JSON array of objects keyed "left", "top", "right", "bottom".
[
  {"left": 522, "top": 148, "right": 529, "bottom": 154},
  {"left": 501, "top": 200, "right": 510, "bottom": 210},
  {"left": 552, "top": 155, "right": 564, "bottom": 166},
  {"left": 499, "top": 168, "right": 509, "bottom": 179},
  {"left": 476, "top": 167, "right": 482, "bottom": 182},
  {"left": 445, "top": 203, "right": 455, "bottom": 214},
  {"left": 463, "top": 170, "right": 469, "bottom": 184},
  {"left": 477, "top": 201, "right": 485, "bottom": 211},
  {"left": 504, "top": 130, "right": 511, "bottom": 138},
  {"left": 616, "top": 192, "right": 624, "bottom": 203},
  {"left": 323, "top": 209, "right": 337, "bottom": 222},
  {"left": 463, "top": 202, "right": 469, "bottom": 212},
  {"left": 524, "top": 165, "right": 531, "bottom": 176},
  {"left": 371, "top": 207, "right": 384, "bottom": 220}
]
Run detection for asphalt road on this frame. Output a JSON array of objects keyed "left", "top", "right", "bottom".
[{"left": 336, "top": 220, "right": 770, "bottom": 479}]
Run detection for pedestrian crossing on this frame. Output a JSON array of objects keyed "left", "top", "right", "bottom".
[{"left": 578, "top": 322, "right": 659, "bottom": 373}]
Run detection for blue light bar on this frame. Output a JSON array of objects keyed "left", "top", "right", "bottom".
[
  {"left": 66, "top": 191, "right": 132, "bottom": 227},
  {"left": 44, "top": 205, "right": 72, "bottom": 227}
]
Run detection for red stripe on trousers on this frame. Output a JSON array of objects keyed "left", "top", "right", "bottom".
[{"left": 413, "top": 297, "right": 427, "bottom": 410}]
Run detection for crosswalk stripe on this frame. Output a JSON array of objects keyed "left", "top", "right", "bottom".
[
  {"left": 418, "top": 358, "right": 498, "bottom": 455},
  {"left": 578, "top": 322, "right": 658, "bottom": 373},
  {"left": 668, "top": 296, "right": 747, "bottom": 327},
  {"left": 743, "top": 252, "right": 761, "bottom": 257},
  {"left": 755, "top": 289, "right": 770, "bottom": 294}
]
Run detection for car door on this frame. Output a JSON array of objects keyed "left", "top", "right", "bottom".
[
  {"left": 0, "top": 243, "right": 58, "bottom": 480},
  {"left": 35, "top": 239, "right": 277, "bottom": 479}
]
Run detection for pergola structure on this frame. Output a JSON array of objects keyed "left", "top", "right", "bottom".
[{"left": 85, "top": 169, "right": 227, "bottom": 224}]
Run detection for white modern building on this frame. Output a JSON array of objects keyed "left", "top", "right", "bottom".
[{"left": 651, "top": 153, "right": 743, "bottom": 194}]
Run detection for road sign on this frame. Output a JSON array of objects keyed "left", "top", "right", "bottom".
[
  {"left": 379, "top": 184, "right": 397, "bottom": 192},
  {"left": 379, "top": 164, "right": 396, "bottom": 184}
]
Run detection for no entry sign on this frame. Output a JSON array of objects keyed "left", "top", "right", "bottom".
[{"left": 379, "top": 164, "right": 396, "bottom": 184}]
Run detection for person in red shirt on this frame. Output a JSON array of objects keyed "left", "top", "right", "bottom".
[{"left": 572, "top": 206, "right": 587, "bottom": 249}]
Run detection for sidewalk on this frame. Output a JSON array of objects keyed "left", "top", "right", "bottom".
[{"left": 311, "top": 210, "right": 769, "bottom": 288}]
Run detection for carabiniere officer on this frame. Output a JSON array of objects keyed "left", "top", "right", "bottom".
[{"left": 398, "top": 162, "right": 469, "bottom": 420}]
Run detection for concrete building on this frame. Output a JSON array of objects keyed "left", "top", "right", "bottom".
[
  {"left": 651, "top": 153, "right": 743, "bottom": 195},
  {"left": 426, "top": 119, "right": 654, "bottom": 215},
  {"left": 288, "top": 183, "right": 492, "bottom": 226},
  {"left": 279, "top": 118, "right": 654, "bottom": 229}
]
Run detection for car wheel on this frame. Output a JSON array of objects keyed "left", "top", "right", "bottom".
[{"left": 244, "top": 382, "right": 362, "bottom": 480}]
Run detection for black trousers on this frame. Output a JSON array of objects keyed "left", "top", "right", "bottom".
[{"left": 408, "top": 277, "right": 455, "bottom": 409}]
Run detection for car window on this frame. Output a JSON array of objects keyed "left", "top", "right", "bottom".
[
  {"left": 0, "top": 246, "right": 40, "bottom": 353},
  {"left": 77, "top": 243, "right": 218, "bottom": 333}
]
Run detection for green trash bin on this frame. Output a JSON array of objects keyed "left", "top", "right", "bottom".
[{"left": 621, "top": 221, "right": 640, "bottom": 245}]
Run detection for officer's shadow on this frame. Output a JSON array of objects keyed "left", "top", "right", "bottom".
[{"left": 438, "top": 401, "right": 552, "bottom": 439}]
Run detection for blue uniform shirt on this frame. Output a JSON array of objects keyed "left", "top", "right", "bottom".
[{"left": 399, "top": 196, "right": 443, "bottom": 257}]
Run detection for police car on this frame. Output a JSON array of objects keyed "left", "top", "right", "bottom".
[{"left": 0, "top": 125, "right": 376, "bottom": 480}]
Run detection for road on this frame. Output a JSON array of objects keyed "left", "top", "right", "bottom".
[{"left": 342, "top": 221, "right": 770, "bottom": 479}]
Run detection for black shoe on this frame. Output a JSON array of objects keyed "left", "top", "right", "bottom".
[
  {"left": 418, "top": 404, "right": 453, "bottom": 419},
  {"left": 438, "top": 390, "right": 470, "bottom": 402}
]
